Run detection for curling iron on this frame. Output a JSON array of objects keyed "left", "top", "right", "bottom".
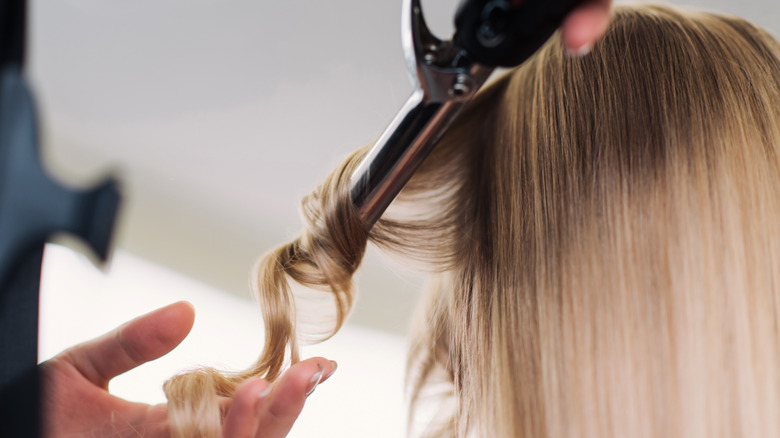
[{"left": 350, "top": 0, "right": 581, "bottom": 228}]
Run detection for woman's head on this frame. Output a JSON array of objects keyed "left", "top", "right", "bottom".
[{"left": 407, "top": 5, "right": 780, "bottom": 437}]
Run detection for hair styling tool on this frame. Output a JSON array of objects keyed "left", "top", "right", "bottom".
[
  {"left": 350, "top": 0, "right": 581, "bottom": 228},
  {"left": 0, "top": 0, "right": 121, "bottom": 435}
]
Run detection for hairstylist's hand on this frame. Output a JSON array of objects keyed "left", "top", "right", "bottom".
[
  {"left": 561, "top": 0, "right": 613, "bottom": 56},
  {"left": 40, "top": 301, "right": 337, "bottom": 438}
]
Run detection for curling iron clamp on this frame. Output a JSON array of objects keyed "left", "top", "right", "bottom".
[{"left": 350, "top": 0, "right": 582, "bottom": 228}]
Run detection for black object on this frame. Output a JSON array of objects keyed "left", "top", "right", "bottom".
[
  {"left": 0, "top": 0, "right": 122, "bottom": 436},
  {"left": 455, "top": 0, "right": 581, "bottom": 67},
  {"left": 0, "top": 0, "right": 25, "bottom": 67}
]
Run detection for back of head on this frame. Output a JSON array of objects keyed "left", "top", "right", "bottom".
[{"left": 407, "top": 5, "right": 780, "bottom": 437}]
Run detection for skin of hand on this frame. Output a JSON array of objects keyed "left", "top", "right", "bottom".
[
  {"left": 40, "top": 301, "right": 337, "bottom": 438},
  {"left": 561, "top": 0, "right": 614, "bottom": 55}
]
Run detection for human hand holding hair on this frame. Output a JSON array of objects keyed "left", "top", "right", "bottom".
[{"left": 40, "top": 301, "right": 337, "bottom": 438}]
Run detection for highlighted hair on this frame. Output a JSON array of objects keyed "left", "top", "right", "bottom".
[{"left": 164, "top": 5, "right": 780, "bottom": 437}]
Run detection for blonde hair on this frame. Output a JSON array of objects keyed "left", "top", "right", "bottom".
[{"left": 164, "top": 5, "right": 780, "bottom": 437}]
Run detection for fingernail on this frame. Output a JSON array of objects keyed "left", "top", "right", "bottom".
[
  {"left": 256, "top": 383, "right": 272, "bottom": 414},
  {"left": 322, "top": 360, "right": 338, "bottom": 382},
  {"left": 305, "top": 364, "right": 324, "bottom": 397},
  {"left": 257, "top": 385, "right": 272, "bottom": 399},
  {"left": 565, "top": 42, "right": 592, "bottom": 58}
]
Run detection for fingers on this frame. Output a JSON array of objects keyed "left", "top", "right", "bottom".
[
  {"left": 221, "top": 357, "right": 337, "bottom": 438},
  {"left": 61, "top": 301, "right": 196, "bottom": 388},
  {"left": 255, "top": 357, "right": 337, "bottom": 438},
  {"left": 561, "top": 0, "right": 613, "bottom": 55},
  {"left": 222, "top": 378, "right": 272, "bottom": 438}
]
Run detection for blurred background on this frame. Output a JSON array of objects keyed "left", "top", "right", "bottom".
[{"left": 30, "top": 0, "right": 779, "bottom": 436}]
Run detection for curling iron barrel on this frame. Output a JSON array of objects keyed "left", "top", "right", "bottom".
[{"left": 349, "top": 0, "right": 581, "bottom": 228}]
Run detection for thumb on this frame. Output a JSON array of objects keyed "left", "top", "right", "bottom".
[{"left": 61, "top": 301, "right": 196, "bottom": 388}]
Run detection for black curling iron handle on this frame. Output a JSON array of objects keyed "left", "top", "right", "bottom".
[{"left": 454, "top": 0, "right": 582, "bottom": 67}]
